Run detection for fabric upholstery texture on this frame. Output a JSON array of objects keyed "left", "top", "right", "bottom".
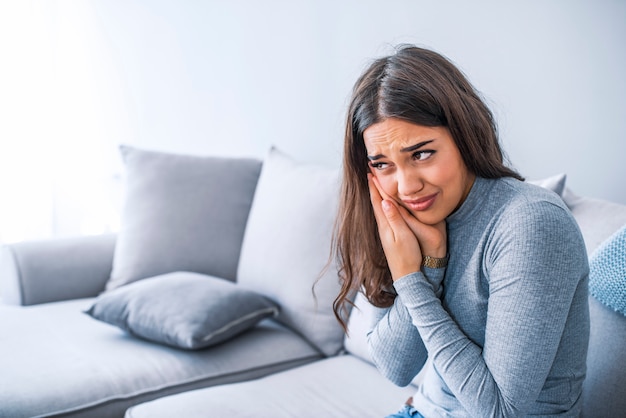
[
  {"left": 582, "top": 222, "right": 626, "bottom": 416},
  {"left": 6, "top": 153, "right": 626, "bottom": 417},
  {"left": 237, "top": 147, "right": 344, "bottom": 356},
  {"left": 1, "top": 234, "right": 116, "bottom": 305},
  {"left": 107, "top": 145, "right": 262, "bottom": 290},
  {"left": 563, "top": 187, "right": 626, "bottom": 255},
  {"left": 582, "top": 296, "right": 626, "bottom": 416},
  {"left": 343, "top": 292, "right": 376, "bottom": 365},
  {"left": 124, "top": 356, "right": 417, "bottom": 418},
  {"left": 86, "top": 272, "right": 279, "bottom": 349},
  {"left": 0, "top": 298, "right": 320, "bottom": 418}
]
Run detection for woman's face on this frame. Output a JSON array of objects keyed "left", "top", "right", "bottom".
[{"left": 363, "top": 118, "right": 475, "bottom": 225}]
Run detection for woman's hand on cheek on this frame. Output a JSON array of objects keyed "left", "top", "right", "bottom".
[
  {"left": 370, "top": 175, "right": 447, "bottom": 259},
  {"left": 368, "top": 174, "right": 422, "bottom": 280},
  {"left": 395, "top": 204, "right": 447, "bottom": 259}
]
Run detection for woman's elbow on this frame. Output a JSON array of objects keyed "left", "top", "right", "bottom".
[
  {"left": 380, "top": 365, "right": 416, "bottom": 387},
  {"left": 369, "top": 354, "right": 418, "bottom": 387}
]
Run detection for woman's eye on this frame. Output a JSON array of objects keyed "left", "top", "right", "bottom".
[
  {"left": 369, "top": 161, "right": 388, "bottom": 170},
  {"left": 413, "top": 150, "right": 435, "bottom": 161}
]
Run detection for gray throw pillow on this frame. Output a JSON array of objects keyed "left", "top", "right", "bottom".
[
  {"left": 85, "top": 272, "right": 279, "bottom": 349},
  {"left": 237, "top": 147, "right": 344, "bottom": 356},
  {"left": 106, "top": 146, "right": 262, "bottom": 291}
]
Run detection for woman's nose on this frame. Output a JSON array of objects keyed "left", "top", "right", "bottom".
[{"left": 396, "top": 168, "right": 423, "bottom": 197}]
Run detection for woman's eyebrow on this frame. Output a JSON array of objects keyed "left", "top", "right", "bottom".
[
  {"left": 367, "top": 139, "right": 435, "bottom": 161},
  {"left": 400, "top": 139, "right": 434, "bottom": 153}
]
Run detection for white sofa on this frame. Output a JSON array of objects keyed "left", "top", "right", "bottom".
[
  {"left": 125, "top": 185, "right": 626, "bottom": 418},
  {"left": 1, "top": 146, "right": 625, "bottom": 417}
]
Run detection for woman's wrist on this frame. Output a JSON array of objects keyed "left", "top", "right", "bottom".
[
  {"left": 421, "top": 240, "right": 447, "bottom": 260},
  {"left": 421, "top": 254, "right": 449, "bottom": 269}
]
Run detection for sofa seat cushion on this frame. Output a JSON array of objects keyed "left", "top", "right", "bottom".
[
  {"left": 0, "top": 299, "right": 321, "bottom": 418},
  {"left": 125, "top": 355, "right": 417, "bottom": 418}
]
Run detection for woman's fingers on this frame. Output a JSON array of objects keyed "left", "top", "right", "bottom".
[
  {"left": 368, "top": 174, "right": 422, "bottom": 279},
  {"left": 368, "top": 174, "right": 388, "bottom": 232},
  {"left": 381, "top": 200, "right": 411, "bottom": 240},
  {"left": 394, "top": 203, "right": 447, "bottom": 258},
  {"left": 370, "top": 174, "right": 393, "bottom": 201},
  {"left": 370, "top": 174, "right": 447, "bottom": 258},
  {"left": 379, "top": 198, "right": 422, "bottom": 279}
]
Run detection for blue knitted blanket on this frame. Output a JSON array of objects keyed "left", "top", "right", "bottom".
[{"left": 589, "top": 223, "right": 626, "bottom": 316}]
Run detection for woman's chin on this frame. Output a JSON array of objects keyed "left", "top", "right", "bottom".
[{"left": 411, "top": 210, "right": 445, "bottom": 226}]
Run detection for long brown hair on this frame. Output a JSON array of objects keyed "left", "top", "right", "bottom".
[{"left": 332, "top": 45, "right": 523, "bottom": 331}]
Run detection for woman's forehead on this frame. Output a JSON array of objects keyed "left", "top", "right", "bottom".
[{"left": 363, "top": 120, "right": 443, "bottom": 153}]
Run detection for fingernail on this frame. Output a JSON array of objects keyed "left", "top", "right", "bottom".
[{"left": 382, "top": 200, "right": 392, "bottom": 212}]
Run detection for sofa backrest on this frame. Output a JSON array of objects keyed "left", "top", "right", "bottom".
[
  {"left": 564, "top": 188, "right": 626, "bottom": 417},
  {"left": 562, "top": 187, "right": 626, "bottom": 255},
  {"left": 583, "top": 295, "right": 626, "bottom": 416}
]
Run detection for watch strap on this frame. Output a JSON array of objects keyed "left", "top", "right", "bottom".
[{"left": 421, "top": 255, "right": 449, "bottom": 269}]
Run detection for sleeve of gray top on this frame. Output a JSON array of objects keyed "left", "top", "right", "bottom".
[
  {"left": 367, "top": 266, "right": 446, "bottom": 385},
  {"left": 392, "top": 201, "right": 588, "bottom": 416}
]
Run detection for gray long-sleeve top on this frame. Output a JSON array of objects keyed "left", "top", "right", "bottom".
[{"left": 368, "top": 177, "right": 590, "bottom": 417}]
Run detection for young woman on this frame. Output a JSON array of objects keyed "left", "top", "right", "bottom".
[{"left": 333, "top": 46, "right": 590, "bottom": 417}]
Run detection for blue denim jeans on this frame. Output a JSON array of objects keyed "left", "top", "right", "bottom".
[{"left": 384, "top": 404, "right": 424, "bottom": 418}]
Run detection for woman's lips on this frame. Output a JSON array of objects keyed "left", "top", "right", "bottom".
[{"left": 402, "top": 193, "right": 438, "bottom": 211}]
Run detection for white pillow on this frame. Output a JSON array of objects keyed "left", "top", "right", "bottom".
[
  {"left": 527, "top": 173, "right": 567, "bottom": 196},
  {"left": 237, "top": 148, "right": 343, "bottom": 356}
]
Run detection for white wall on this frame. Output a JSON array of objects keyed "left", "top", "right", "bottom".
[{"left": 1, "top": 0, "right": 625, "bottom": 240}]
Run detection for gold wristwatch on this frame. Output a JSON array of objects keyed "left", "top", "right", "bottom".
[{"left": 421, "top": 255, "right": 449, "bottom": 269}]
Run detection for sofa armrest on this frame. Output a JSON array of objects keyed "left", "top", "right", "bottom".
[{"left": 0, "top": 234, "right": 116, "bottom": 306}]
